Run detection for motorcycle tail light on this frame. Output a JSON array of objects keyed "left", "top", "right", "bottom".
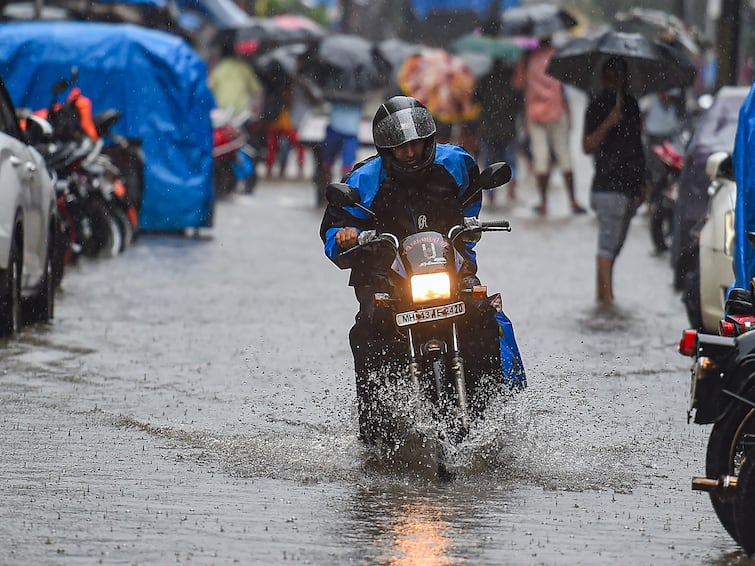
[
  {"left": 678, "top": 329, "right": 698, "bottom": 356},
  {"left": 410, "top": 273, "right": 451, "bottom": 303},
  {"left": 719, "top": 320, "right": 737, "bottom": 336}
]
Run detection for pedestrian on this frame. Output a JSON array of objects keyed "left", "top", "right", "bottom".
[
  {"left": 207, "top": 34, "right": 263, "bottom": 119},
  {"left": 314, "top": 97, "right": 363, "bottom": 204},
  {"left": 264, "top": 76, "right": 306, "bottom": 179},
  {"left": 514, "top": 36, "right": 586, "bottom": 215},
  {"left": 582, "top": 56, "right": 645, "bottom": 305},
  {"left": 475, "top": 57, "right": 522, "bottom": 204},
  {"left": 319, "top": 96, "right": 510, "bottom": 442}
]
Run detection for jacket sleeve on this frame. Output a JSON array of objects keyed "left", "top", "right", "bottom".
[{"left": 319, "top": 158, "right": 382, "bottom": 269}]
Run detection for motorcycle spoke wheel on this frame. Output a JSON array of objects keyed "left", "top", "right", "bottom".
[
  {"left": 734, "top": 452, "right": 755, "bottom": 556},
  {"left": 705, "top": 389, "right": 755, "bottom": 543}
]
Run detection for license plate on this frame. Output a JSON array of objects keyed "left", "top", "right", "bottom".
[{"left": 395, "top": 301, "right": 465, "bottom": 327}]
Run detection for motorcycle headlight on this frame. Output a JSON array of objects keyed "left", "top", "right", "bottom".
[{"left": 410, "top": 273, "right": 451, "bottom": 303}]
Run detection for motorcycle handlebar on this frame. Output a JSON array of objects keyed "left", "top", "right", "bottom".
[{"left": 480, "top": 220, "right": 511, "bottom": 230}]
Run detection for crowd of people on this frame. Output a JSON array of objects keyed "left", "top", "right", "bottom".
[{"left": 206, "top": 22, "right": 709, "bottom": 306}]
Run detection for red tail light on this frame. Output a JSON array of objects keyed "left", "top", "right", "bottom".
[
  {"left": 678, "top": 329, "right": 698, "bottom": 356},
  {"left": 719, "top": 320, "right": 737, "bottom": 337}
]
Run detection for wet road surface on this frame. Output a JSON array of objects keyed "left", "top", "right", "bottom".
[{"left": 1, "top": 172, "right": 750, "bottom": 564}]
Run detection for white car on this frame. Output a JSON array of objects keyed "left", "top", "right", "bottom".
[
  {"left": 0, "top": 76, "right": 58, "bottom": 336},
  {"left": 698, "top": 151, "right": 736, "bottom": 332}
]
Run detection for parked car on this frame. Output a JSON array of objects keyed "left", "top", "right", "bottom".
[
  {"left": 0, "top": 76, "right": 58, "bottom": 336},
  {"left": 696, "top": 152, "right": 736, "bottom": 332},
  {"left": 671, "top": 86, "right": 749, "bottom": 291}
]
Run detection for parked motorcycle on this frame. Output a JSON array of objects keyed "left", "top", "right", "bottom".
[
  {"left": 32, "top": 68, "right": 135, "bottom": 266},
  {"left": 326, "top": 162, "right": 526, "bottom": 472},
  {"left": 646, "top": 139, "right": 683, "bottom": 253},
  {"left": 211, "top": 108, "right": 258, "bottom": 195},
  {"left": 678, "top": 282, "right": 755, "bottom": 554}
]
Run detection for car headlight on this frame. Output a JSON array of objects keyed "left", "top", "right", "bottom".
[
  {"left": 724, "top": 209, "right": 735, "bottom": 257},
  {"left": 410, "top": 273, "right": 451, "bottom": 303}
]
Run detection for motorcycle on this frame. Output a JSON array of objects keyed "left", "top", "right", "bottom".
[
  {"left": 678, "top": 282, "right": 755, "bottom": 554},
  {"left": 211, "top": 108, "right": 258, "bottom": 195},
  {"left": 646, "top": 137, "right": 684, "bottom": 254},
  {"left": 326, "top": 162, "right": 526, "bottom": 469},
  {"left": 32, "top": 68, "right": 135, "bottom": 264}
]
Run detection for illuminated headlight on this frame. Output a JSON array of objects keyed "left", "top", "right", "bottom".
[
  {"left": 724, "top": 209, "right": 735, "bottom": 257},
  {"left": 410, "top": 273, "right": 451, "bottom": 303}
]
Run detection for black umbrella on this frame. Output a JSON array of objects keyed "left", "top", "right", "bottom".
[
  {"left": 613, "top": 8, "right": 699, "bottom": 55},
  {"left": 298, "top": 34, "right": 392, "bottom": 100},
  {"left": 228, "top": 15, "right": 324, "bottom": 56},
  {"left": 499, "top": 4, "right": 578, "bottom": 38},
  {"left": 545, "top": 30, "right": 697, "bottom": 98}
]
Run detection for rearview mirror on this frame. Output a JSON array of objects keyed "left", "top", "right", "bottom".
[
  {"left": 325, "top": 182, "right": 361, "bottom": 207},
  {"left": 478, "top": 162, "right": 512, "bottom": 189}
]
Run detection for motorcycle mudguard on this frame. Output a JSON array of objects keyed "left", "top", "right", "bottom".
[
  {"left": 232, "top": 149, "right": 255, "bottom": 180},
  {"left": 495, "top": 310, "right": 527, "bottom": 389}
]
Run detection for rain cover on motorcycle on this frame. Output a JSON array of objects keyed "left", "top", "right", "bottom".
[{"left": 0, "top": 21, "right": 215, "bottom": 231}]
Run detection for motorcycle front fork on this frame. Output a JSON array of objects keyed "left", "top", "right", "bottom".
[{"left": 407, "top": 322, "right": 470, "bottom": 429}]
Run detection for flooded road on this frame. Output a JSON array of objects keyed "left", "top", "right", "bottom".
[{"left": 0, "top": 173, "right": 749, "bottom": 564}]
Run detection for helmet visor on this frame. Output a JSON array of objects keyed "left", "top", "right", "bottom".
[{"left": 373, "top": 107, "right": 436, "bottom": 149}]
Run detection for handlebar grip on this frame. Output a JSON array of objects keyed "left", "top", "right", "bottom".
[{"left": 481, "top": 220, "right": 510, "bottom": 229}]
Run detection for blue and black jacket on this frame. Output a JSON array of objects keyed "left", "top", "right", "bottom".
[{"left": 319, "top": 143, "right": 482, "bottom": 287}]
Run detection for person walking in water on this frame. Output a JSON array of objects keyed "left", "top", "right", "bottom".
[
  {"left": 514, "top": 35, "right": 586, "bottom": 215},
  {"left": 582, "top": 56, "right": 645, "bottom": 305}
]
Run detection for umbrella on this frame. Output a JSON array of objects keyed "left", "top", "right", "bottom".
[
  {"left": 230, "top": 15, "right": 323, "bottom": 56},
  {"left": 298, "top": 34, "right": 392, "bottom": 100},
  {"left": 451, "top": 33, "right": 524, "bottom": 65},
  {"left": 499, "top": 4, "right": 578, "bottom": 38},
  {"left": 613, "top": 8, "right": 699, "bottom": 55},
  {"left": 377, "top": 37, "right": 429, "bottom": 74},
  {"left": 545, "top": 30, "right": 697, "bottom": 98},
  {"left": 397, "top": 49, "right": 480, "bottom": 124}
]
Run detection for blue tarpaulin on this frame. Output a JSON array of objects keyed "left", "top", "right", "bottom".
[
  {"left": 410, "top": 0, "right": 519, "bottom": 19},
  {"left": 733, "top": 83, "right": 755, "bottom": 288},
  {"left": 0, "top": 21, "right": 215, "bottom": 231}
]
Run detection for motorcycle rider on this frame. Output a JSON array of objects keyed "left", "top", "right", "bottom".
[{"left": 319, "top": 95, "right": 509, "bottom": 442}]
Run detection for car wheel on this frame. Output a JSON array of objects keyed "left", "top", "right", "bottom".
[
  {"left": 0, "top": 237, "right": 21, "bottom": 337},
  {"left": 24, "top": 228, "right": 56, "bottom": 324}
]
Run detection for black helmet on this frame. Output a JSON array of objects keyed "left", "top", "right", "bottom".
[{"left": 372, "top": 96, "right": 437, "bottom": 177}]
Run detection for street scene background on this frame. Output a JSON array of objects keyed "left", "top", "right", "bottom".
[{"left": 0, "top": 90, "right": 747, "bottom": 564}]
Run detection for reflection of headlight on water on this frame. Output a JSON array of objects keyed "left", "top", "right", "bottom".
[
  {"left": 411, "top": 273, "right": 451, "bottom": 303},
  {"left": 379, "top": 502, "right": 453, "bottom": 565}
]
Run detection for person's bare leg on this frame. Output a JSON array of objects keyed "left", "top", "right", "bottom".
[
  {"left": 534, "top": 173, "right": 549, "bottom": 214},
  {"left": 564, "top": 171, "right": 586, "bottom": 213},
  {"left": 596, "top": 255, "right": 614, "bottom": 304}
]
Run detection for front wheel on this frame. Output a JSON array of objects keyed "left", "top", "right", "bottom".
[
  {"left": 24, "top": 226, "right": 56, "bottom": 324},
  {"left": 705, "top": 387, "right": 755, "bottom": 543},
  {"left": 0, "top": 237, "right": 21, "bottom": 337}
]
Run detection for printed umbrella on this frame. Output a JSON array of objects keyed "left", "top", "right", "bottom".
[
  {"left": 545, "top": 30, "right": 697, "bottom": 98},
  {"left": 397, "top": 49, "right": 480, "bottom": 124},
  {"left": 499, "top": 4, "right": 578, "bottom": 38},
  {"left": 298, "top": 34, "right": 392, "bottom": 100}
]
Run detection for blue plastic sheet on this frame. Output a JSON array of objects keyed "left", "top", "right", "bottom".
[
  {"left": 733, "top": 82, "right": 755, "bottom": 288},
  {"left": 0, "top": 21, "right": 215, "bottom": 231},
  {"left": 495, "top": 310, "right": 526, "bottom": 389}
]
